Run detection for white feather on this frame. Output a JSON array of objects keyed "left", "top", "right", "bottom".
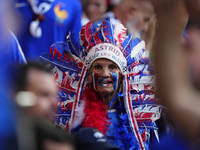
[
  {"left": 70, "top": 101, "right": 85, "bottom": 129},
  {"left": 114, "top": 23, "right": 127, "bottom": 46},
  {"left": 131, "top": 40, "right": 145, "bottom": 59}
]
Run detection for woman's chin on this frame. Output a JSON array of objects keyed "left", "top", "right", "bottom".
[{"left": 96, "top": 86, "right": 113, "bottom": 97}]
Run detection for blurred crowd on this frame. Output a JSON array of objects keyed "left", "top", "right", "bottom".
[{"left": 1, "top": 0, "right": 200, "bottom": 150}]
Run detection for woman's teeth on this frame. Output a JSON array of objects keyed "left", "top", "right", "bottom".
[
  {"left": 98, "top": 79, "right": 113, "bottom": 86},
  {"left": 100, "top": 81, "right": 112, "bottom": 84}
]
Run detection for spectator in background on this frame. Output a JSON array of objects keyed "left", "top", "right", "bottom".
[
  {"left": 14, "top": 0, "right": 82, "bottom": 61},
  {"left": 102, "top": 0, "right": 154, "bottom": 38},
  {"left": 2, "top": 62, "right": 74, "bottom": 150},
  {"left": 102, "top": 0, "right": 155, "bottom": 51},
  {"left": 14, "top": 62, "right": 58, "bottom": 123},
  {"left": 81, "top": 0, "right": 109, "bottom": 25}
]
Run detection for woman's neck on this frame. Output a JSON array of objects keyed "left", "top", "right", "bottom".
[{"left": 102, "top": 89, "right": 119, "bottom": 110}]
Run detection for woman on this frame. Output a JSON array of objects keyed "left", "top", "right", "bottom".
[{"left": 40, "top": 19, "right": 162, "bottom": 150}]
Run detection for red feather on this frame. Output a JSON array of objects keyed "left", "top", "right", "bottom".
[
  {"left": 79, "top": 21, "right": 93, "bottom": 48},
  {"left": 61, "top": 76, "right": 76, "bottom": 92},
  {"left": 86, "top": 43, "right": 95, "bottom": 52},
  {"left": 81, "top": 86, "right": 110, "bottom": 135},
  {"left": 117, "top": 28, "right": 126, "bottom": 44},
  {"left": 93, "top": 29, "right": 104, "bottom": 45}
]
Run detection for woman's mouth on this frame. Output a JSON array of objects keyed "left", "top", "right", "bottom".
[{"left": 98, "top": 79, "right": 113, "bottom": 86}]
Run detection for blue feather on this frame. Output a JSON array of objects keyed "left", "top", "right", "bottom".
[
  {"left": 50, "top": 41, "right": 70, "bottom": 54},
  {"left": 108, "top": 98, "right": 140, "bottom": 150},
  {"left": 56, "top": 90, "right": 76, "bottom": 126},
  {"left": 122, "top": 33, "right": 132, "bottom": 57},
  {"left": 102, "top": 19, "right": 115, "bottom": 44},
  {"left": 40, "top": 50, "right": 79, "bottom": 73},
  {"left": 122, "top": 35, "right": 140, "bottom": 57},
  {"left": 122, "top": 36, "right": 142, "bottom": 66},
  {"left": 66, "top": 32, "right": 85, "bottom": 58},
  {"left": 98, "top": 26, "right": 104, "bottom": 40}
]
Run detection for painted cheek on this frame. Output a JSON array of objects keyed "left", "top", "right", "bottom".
[
  {"left": 112, "top": 71, "right": 121, "bottom": 91},
  {"left": 91, "top": 72, "right": 100, "bottom": 91}
]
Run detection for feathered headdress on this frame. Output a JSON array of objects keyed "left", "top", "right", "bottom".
[{"left": 40, "top": 19, "right": 162, "bottom": 150}]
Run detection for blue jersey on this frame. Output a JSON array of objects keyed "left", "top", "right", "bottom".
[{"left": 15, "top": 0, "right": 82, "bottom": 61}]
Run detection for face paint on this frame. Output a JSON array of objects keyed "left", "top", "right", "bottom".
[
  {"left": 98, "top": 78, "right": 113, "bottom": 87},
  {"left": 91, "top": 71, "right": 121, "bottom": 93},
  {"left": 112, "top": 71, "right": 121, "bottom": 91},
  {"left": 91, "top": 72, "right": 100, "bottom": 91}
]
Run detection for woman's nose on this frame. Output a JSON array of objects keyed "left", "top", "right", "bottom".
[{"left": 101, "top": 68, "right": 110, "bottom": 78}]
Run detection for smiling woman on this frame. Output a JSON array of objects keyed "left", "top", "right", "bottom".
[{"left": 40, "top": 19, "right": 162, "bottom": 150}]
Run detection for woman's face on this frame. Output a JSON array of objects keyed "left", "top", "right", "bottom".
[
  {"left": 85, "top": 0, "right": 107, "bottom": 22},
  {"left": 87, "top": 58, "right": 121, "bottom": 97}
]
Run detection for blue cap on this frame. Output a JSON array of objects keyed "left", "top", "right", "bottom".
[{"left": 76, "top": 127, "right": 120, "bottom": 150}]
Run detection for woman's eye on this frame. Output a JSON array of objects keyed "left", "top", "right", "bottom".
[
  {"left": 110, "top": 65, "right": 117, "bottom": 70},
  {"left": 94, "top": 65, "right": 101, "bottom": 69}
]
